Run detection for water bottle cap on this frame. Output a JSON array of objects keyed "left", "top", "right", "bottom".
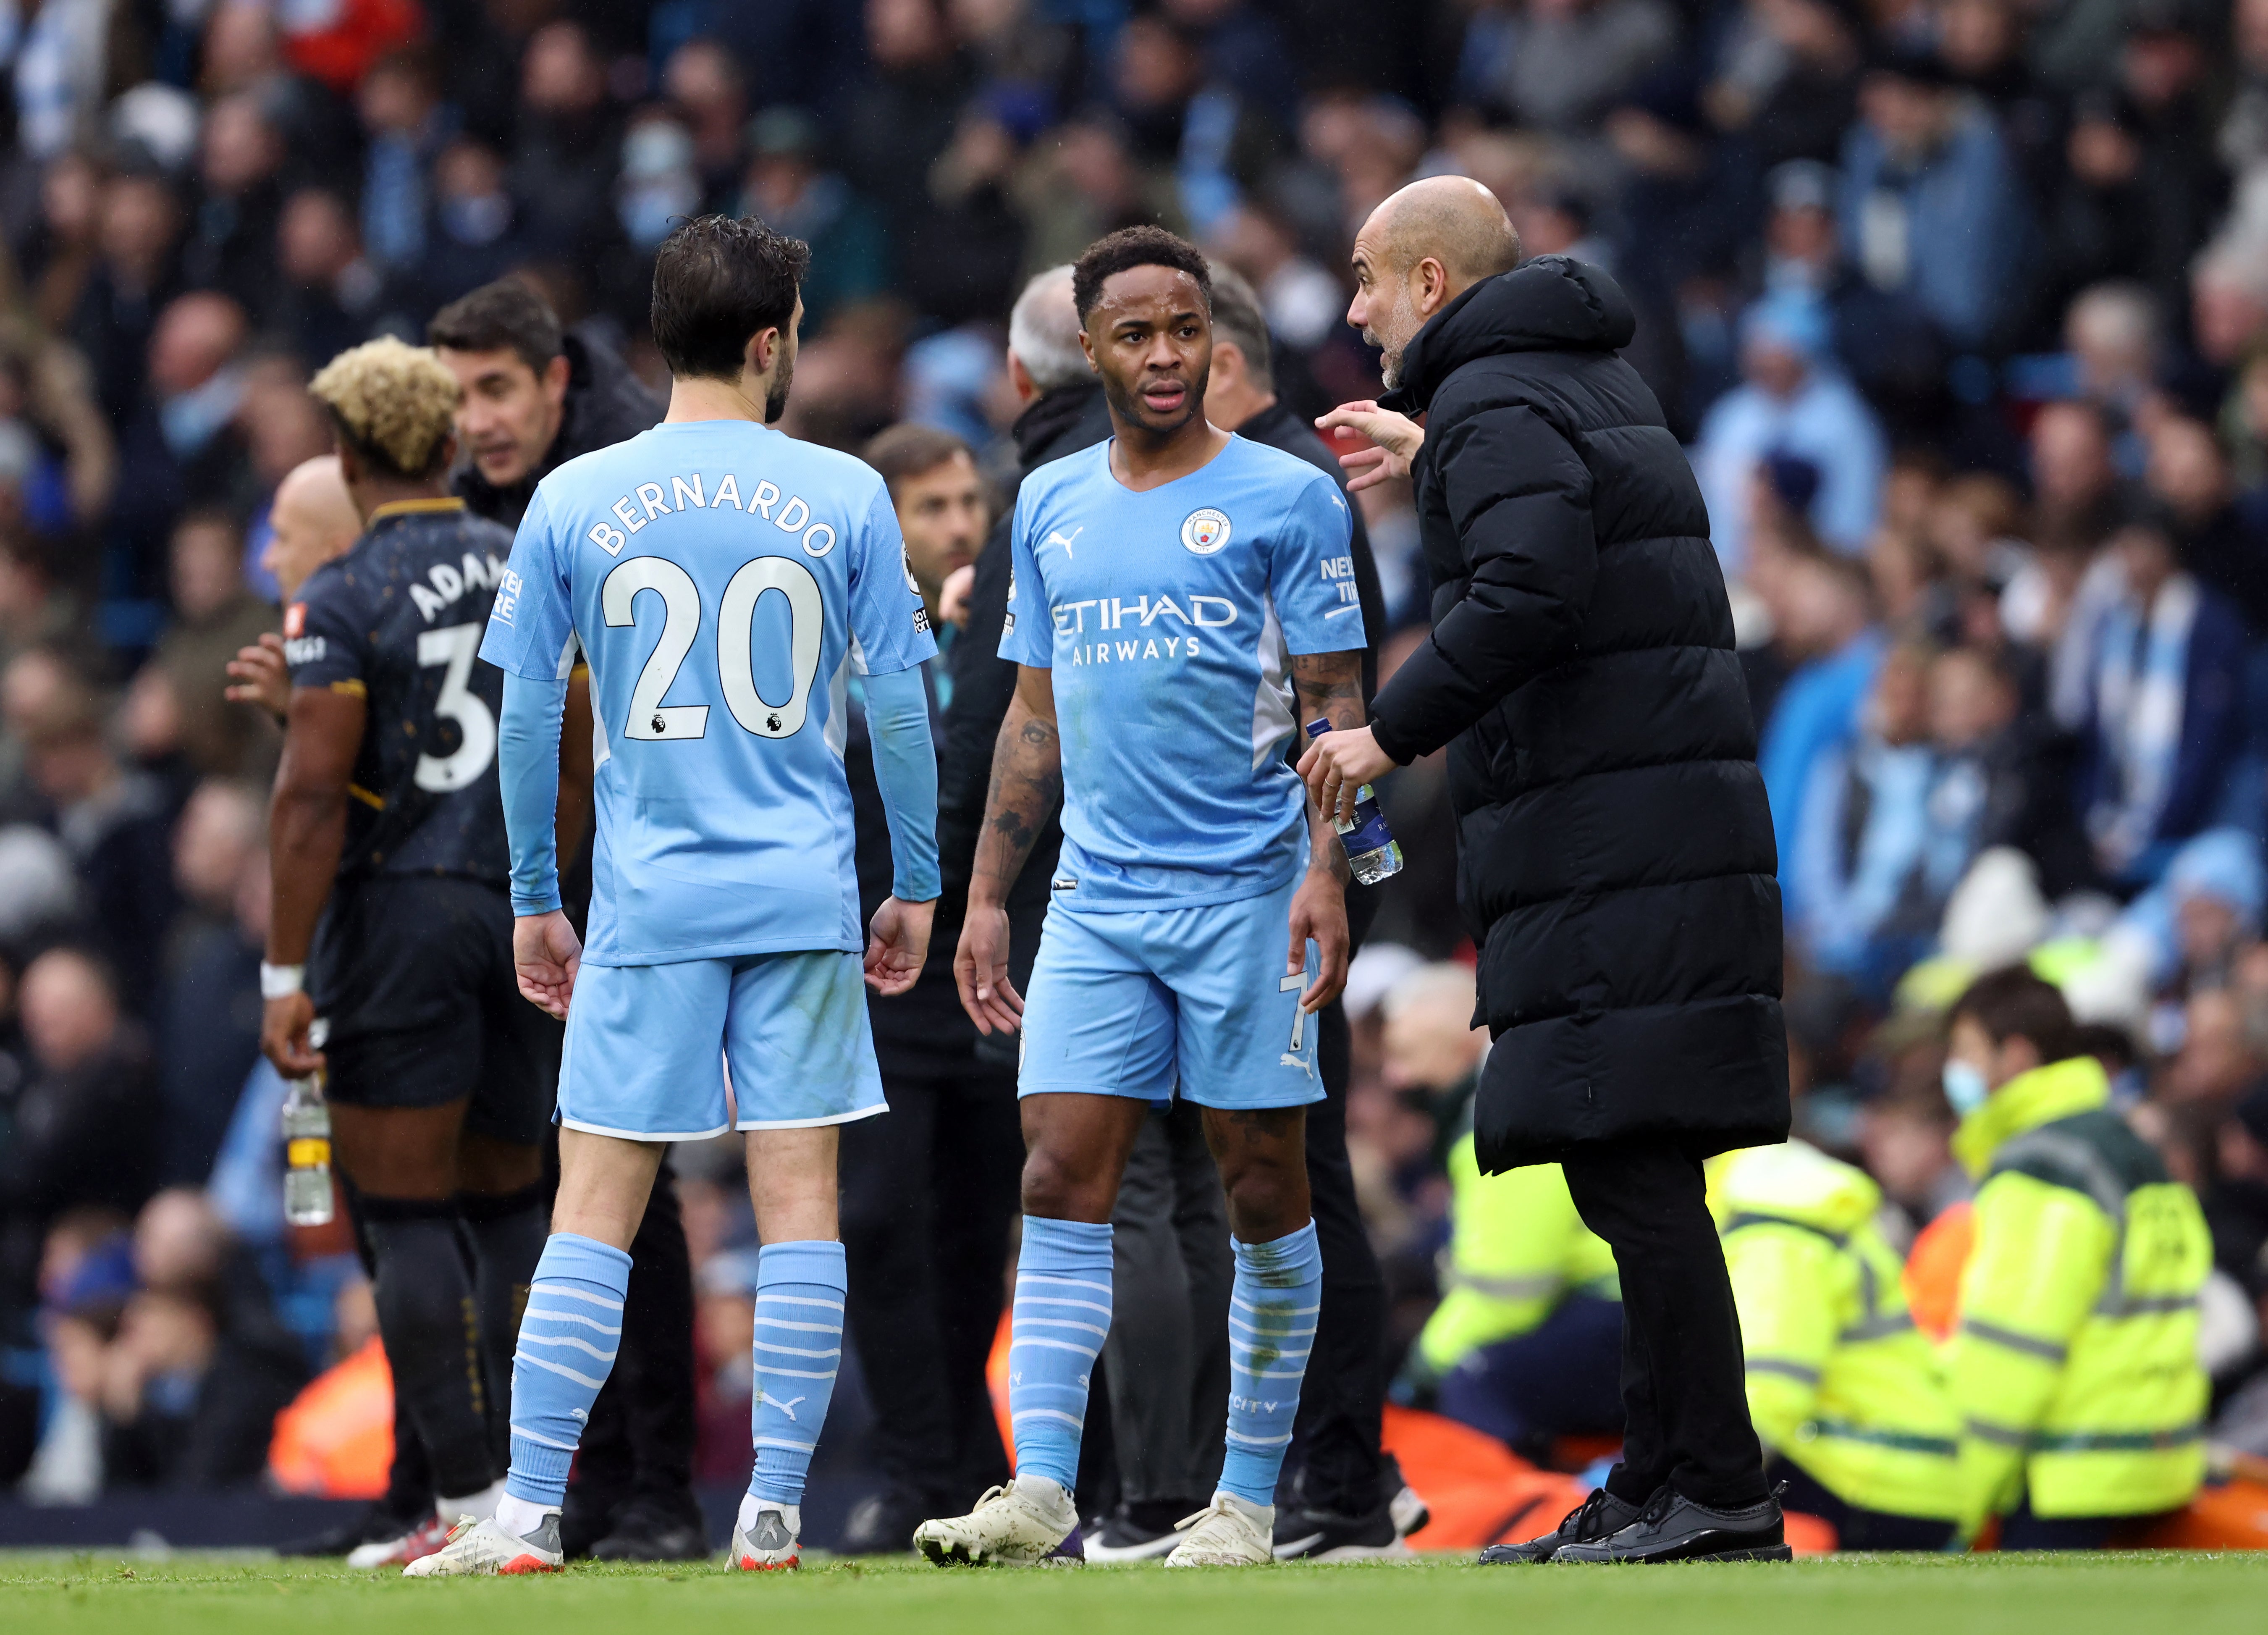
[{"left": 1305, "top": 718, "right": 1334, "bottom": 739}]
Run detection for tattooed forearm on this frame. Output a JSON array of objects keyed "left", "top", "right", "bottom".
[
  {"left": 1291, "top": 650, "right": 1362, "bottom": 881},
  {"left": 972, "top": 684, "right": 1062, "bottom": 908},
  {"left": 1290, "top": 651, "right": 1364, "bottom": 731}
]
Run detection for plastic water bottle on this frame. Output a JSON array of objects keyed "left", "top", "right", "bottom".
[
  {"left": 1306, "top": 719, "right": 1404, "bottom": 885},
  {"left": 281, "top": 1068, "right": 335, "bottom": 1228}
]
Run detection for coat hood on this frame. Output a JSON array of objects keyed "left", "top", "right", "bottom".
[
  {"left": 1707, "top": 1140, "right": 1881, "bottom": 1236},
  {"left": 1383, "top": 256, "right": 1636, "bottom": 415}
]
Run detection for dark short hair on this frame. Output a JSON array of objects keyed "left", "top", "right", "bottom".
[
  {"left": 650, "top": 215, "right": 811, "bottom": 381},
  {"left": 863, "top": 423, "right": 973, "bottom": 497},
  {"left": 1948, "top": 966, "right": 2079, "bottom": 1065},
  {"left": 1072, "top": 225, "right": 1212, "bottom": 325},
  {"left": 428, "top": 279, "right": 563, "bottom": 378}
]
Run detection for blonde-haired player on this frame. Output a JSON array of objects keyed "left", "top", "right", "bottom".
[{"left": 260, "top": 338, "right": 566, "bottom": 1565}]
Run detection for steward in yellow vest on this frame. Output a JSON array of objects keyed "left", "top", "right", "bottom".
[
  {"left": 1409, "top": 1130, "right": 1623, "bottom": 1460},
  {"left": 1943, "top": 968, "right": 2212, "bottom": 1549},
  {"left": 1710, "top": 1141, "right": 1963, "bottom": 1549}
]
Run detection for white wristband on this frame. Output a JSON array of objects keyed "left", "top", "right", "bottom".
[{"left": 260, "top": 962, "right": 305, "bottom": 1000}]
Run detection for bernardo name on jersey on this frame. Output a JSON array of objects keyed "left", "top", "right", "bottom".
[{"left": 481, "top": 419, "right": 934, "bottom": 965}]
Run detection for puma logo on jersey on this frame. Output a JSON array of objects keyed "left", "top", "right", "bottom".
[{"left": 1040, "top": 527, "right": 1083, "bottom": 558}]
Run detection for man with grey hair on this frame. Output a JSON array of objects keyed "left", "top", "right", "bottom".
[{"left": 1004, "top": 265, "right": 1091, "bottom": 399}]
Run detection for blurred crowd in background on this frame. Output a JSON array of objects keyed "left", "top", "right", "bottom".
[{"left": 0, "top": 0, "right": 2263, "bottom": 1512}]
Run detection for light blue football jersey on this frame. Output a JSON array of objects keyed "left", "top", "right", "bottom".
[
  {"left": 999, "top": 433, "right": 1363, "bottom": 911},
  {"left": 481, "top": 418, "right": 935, "bottom": 965}
]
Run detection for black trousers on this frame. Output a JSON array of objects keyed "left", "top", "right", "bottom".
[
  {"left": 839, "top": 1024, "right": 1023, "bottom": 1509},
  {"left": 1561, "top": 1141, "right": 1769, "bottom": 1511},
  {"left": 1101, "top": 1099, "right": 1231, "bottom": 1507},
  {"left": 562, "top": 1169, "right": 697, "bottom": 1530},
  {"left": 1291, "top": 998, "right": 1390, "bottom": 1509},
  {"left": 1101, "top": 997, "right": 1390, "bottom": 1512}
]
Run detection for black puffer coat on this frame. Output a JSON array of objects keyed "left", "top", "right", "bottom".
[{"left": 1366, "top": 257, "right": 1789, "bottom": 1171}]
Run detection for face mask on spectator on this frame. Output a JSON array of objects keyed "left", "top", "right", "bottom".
[{"left": 1942, "top": 1058, "right": 1991, "bottom": 1116}]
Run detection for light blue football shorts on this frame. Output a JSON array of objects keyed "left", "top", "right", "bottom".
[
  {"left": 1017, "top": 868, "right": 1325, "bottom": 1110},
  {"left": 558, "top": 950, "right": 887, "bottom": 1141}
]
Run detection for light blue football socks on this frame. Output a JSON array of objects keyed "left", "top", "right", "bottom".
[
  {"left": 1007, "top": 1215, "right": 1115, "bottom": 1492},
  {"left": 1219, "top": 1220, "right": 1323, "bottom": 1506},
  {"left": 747, "top": 1240, "right": 847, "bottom": 1506},
  {"left": 505, "top": 1232, "right": 630, "bottom": 1507}
]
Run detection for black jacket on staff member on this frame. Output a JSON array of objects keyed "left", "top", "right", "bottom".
[{"left": 1366, "top": 257, "right": 1790, "bottom": 1175}]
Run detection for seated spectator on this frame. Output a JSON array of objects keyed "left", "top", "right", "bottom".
[
  {"left": 0, "top": 948, "right": 157, "bottom": 1328},
  {"left": 420, "top": 139, "right": 527, "bottom": 309},
  {"left": 2030, "top": 398, "right": 2120, "bottom": 550},
  {"left": 1929, "top": 645, "right": 2094, "bottom": 898},
  {"left": 19, "top": 1213, "right": 133, "bottom": 1499},
  {"left": 15, "top": 661, "right": 181, "bottom": 1009},
  {"left": 2064, "top": 282, "right": 2162, "bottom": 436},
  {"left": 356, "top": 47, "right": 448, "bottom": 283},
  {"left": 1692, "top": 290, "right": 1887, "bottom": 575},
  {"left": 616, "top": 114, "right": 704, "bottom": 252},
  {"left": 139, "top": 511, "right": 279, "bottom": 781},
  {"left": 1837, "top": 47, "right": 2032, "bottom": 351},
  {"left": 1346, "top": 962, "right": 1484, "bottom": 1259},
  {"left": 1711, "top": 1139, "right": 1964, "bottom": 1549},
  {"left": 71, "top": 168, "right": 184, "bottom": 430},
  {"left": 273, "top": 190, "right": 393, "bottom": 372},
  {"left": 2189, "top": 234, "right": 2268, "bottom": 378},
  {"left": 1756, "top": 551, "right": 1884, "bottom": 919},
  {"left": 180, "top": 93, "right": 288, "bottom": 321},
  {"left": 157, "top": 779, "right": 267, "bottom": 1185},
  {"left": 1794, "top": 642, "right": 1990, "bottom": 999},
  {"left": 1704, "top": 0, "right": 1863, "bottom": 173},
  {"left": 2145, "top": 415, "right": 2268, "bottom": 632},
  {"left": 108, "top": 291, "right": 254, "bottom": 618},
  {"left": 736, "top": 108, "right": 889, "bottom": 334},
  {"left": 1857, "top": 1089, "right": 1970, "bottom": 1234},
  {"left": 97, "top": 1189, "right": 308, "bottom": 1488},
  {"left": 663, "top": 39, "right": 750, "bottom": 213},
  {"left": 1456, "top": 0, "right": 1680, "bottom": 138},
  {"left": 2204, "top": 1083, "right": 2268, "bottom": 1347},
  {"left": 2074, "top": 501, "right": 2253, "bottom": 887}
]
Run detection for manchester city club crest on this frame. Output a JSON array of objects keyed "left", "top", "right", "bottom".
[{"left": 1180, "top": 507, "right": 1232, "bottom": 554}]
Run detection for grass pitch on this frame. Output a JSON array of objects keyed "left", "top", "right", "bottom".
[{"left": 1, "top": 1548, "right": 2263, "bottom": 1635}]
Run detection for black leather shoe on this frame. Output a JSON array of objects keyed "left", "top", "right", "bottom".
[
  {"left": 836, "top": 1489, "right": 932, "bottom": 1556},
  {"left": 587, "top": 1492, "right": 712, "bottom": 1562},
  {"left": 275, "top": 1501, "right": 427, "bottom": 1559},
  {"left": 1478, "top": 1489, "right": 1644, "bottom": 1564},
  {"left": 1549, "top": 1486, "right": 1792, "bottom": 1564}
]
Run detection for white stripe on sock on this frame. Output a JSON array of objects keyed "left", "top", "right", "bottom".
[
  {"left": 517, "top": 1351, "right": 607, "bottom": 1390},
  {"left": 1012, "top": 1337, "right": 1100, "bottom": 1357},
  {"left": 521, "top": 1308, "right": 621, "bottom": 1336},
  {"left": 536, "top": 1285, "right": 623, "bottom": 1312}
]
